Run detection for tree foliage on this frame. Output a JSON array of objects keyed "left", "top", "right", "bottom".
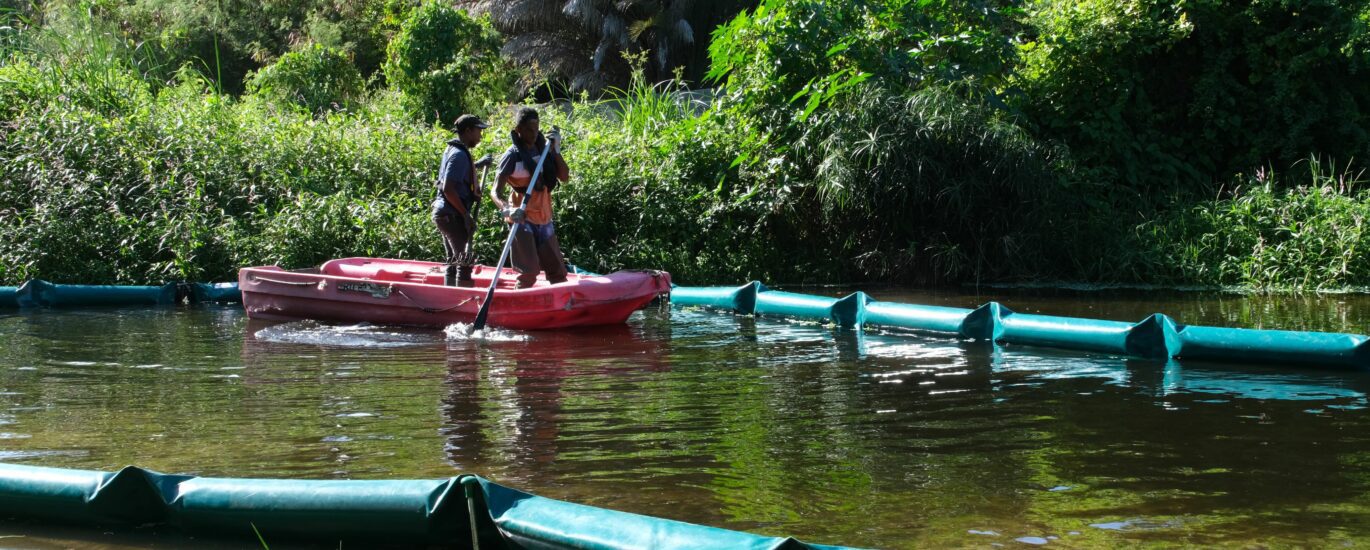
[
  {"left": 708, "top": 0, "right": 1022, "bottom": 122},
  {"left": 384, "top": 1, "right": 509, "bottom": 124},
  {"left": 458, "top": 0, "right": 750, "bottom": 96},
  {"left": 246, "top": 44, "right": 364, "bottom": 114},
  {"left": 36, "top": 0, "right": 401, "bottom": 93},
  {"left": 1015, "top": 0, "right": 1370, "bottom": 191}
]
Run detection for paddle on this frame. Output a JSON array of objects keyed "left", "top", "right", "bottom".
[
  {"left": 457, "top": 155, "right": 494, "bottom": 268},
  {"left": 471, "top": 128, "right": 559, "bottom": 331}
]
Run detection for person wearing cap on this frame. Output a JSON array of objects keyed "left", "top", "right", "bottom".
[
  {"left": 433, "top": 114, "right": 491, "bottom": 287},
  {"left": 490, "top": 107, "right": 570, "bottom": 289}
]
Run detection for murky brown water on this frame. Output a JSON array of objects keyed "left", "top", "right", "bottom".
[{"left": 3, "top": 288, "right": 1370, "bottom": 548}]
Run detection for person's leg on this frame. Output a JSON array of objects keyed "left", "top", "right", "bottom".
[
  {"left": 450, "top": 219, "right": 474, "bottom": 287},
  {"left": 510, "top": 225, "right": 540, "bottom": 288},
  {"left": 537, "top": 231, "right": 568, "bottom": 285},
  {"left": 434, "top": 208, "right": 471, "bottom": 286},
  {"left": 433, "top": 211, "right": 459, "bottom": 286}
]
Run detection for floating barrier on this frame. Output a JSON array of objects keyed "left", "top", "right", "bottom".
[
  {"left": 670, "top": 282, "right": 1370, "bottom": 369},
  {"left": 15, "top": 280, "right": 177, "bottom": 308},
  {"left": 0, "top": 463, "right": 845, "bottom": 549},
  {"left": 186, "top": 282, "right": 242, "bottom": 303},
  {"left": 0, "top": 281, "right": 241, "bottom": 308}
]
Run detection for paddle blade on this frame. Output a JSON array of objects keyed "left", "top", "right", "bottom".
[{"left": 472, "top": 283, "right": 497, "bottom": 331}]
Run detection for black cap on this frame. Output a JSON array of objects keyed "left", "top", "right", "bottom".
[{"left": 454, "top": 114, "right": 489, "bottom": 132}]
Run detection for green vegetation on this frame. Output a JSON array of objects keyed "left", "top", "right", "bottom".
[
  {"left": 383, "top": 2, "right": 509, "bottom": 124},
  {"left": 2, "top": 0, "right": 1369, "bottom": 289},
  {"left": 245, "top": 44, "right": 364, "bottom": 114}
]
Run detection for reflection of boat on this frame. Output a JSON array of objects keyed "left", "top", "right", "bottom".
[{"left": 239, "top": 258, "right": 671, "bottom": 330}]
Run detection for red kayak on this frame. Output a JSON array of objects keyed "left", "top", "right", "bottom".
[{"left": 239, "top": 258, "right": 671, "bottom": 330}]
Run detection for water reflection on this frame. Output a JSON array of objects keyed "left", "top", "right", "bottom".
[
  {"left": 9, "top": 294, "right": 1370, "bottom": 547},
  {"left": 442, "top": 321, "right": 674, "bottom": 484}
]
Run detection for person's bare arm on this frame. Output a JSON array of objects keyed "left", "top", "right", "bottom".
[
  {"left": 491, "top": 172, "right": 509, "bottom": 212},
  {"left": 552, "top": 150, "right": 569, "bottom": 182}
]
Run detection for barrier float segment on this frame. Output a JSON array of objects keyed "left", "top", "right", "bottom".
[
  {"left": 0, "top": 281, "right": 241, "bottom": 307},
  {"left": 15, "top": 280, "right": 177, "bottom": 308},
  {"left": 670, "top": 283, "right": 1370, "bottom": 369},
  {"left": 0, "top": 463, "right": 847, "bottom": 549}
]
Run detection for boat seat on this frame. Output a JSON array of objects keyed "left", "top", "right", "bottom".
[{"left": 373, "top": 269, "right": 428, "bottom": 283}]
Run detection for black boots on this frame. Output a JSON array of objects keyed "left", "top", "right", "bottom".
[
  {"left": 444, "top": 264, "right": 458, "bottom": 286},
  {"left": 445, "top": 264, "right": 476, "bottom": 287}
]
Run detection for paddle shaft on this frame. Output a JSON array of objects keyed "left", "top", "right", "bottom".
[
  {"left": 472, "top": 133, "right": 557, "bottom": 330},
  {"left": 460, "top": 163, "right": 492, "bottom": 262}
]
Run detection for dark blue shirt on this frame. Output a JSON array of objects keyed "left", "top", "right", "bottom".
[{"left": 436, "top": 139, "right": 475, "bottom": 211}]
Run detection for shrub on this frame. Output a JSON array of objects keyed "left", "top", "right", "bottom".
[
  {"left": 708, "top": 0, "right": 1021, "bottom": 126},
  {"left": 1134, "top": 159, "right": 1370, "bottom": 290},
  {"left": 1016, "top": 0, "right": 1370, "bottom": 192},
  {"left": 383, "top": 2, "right": 509, "bottom": 124},
  {"left": 0, "top": 40, "right": 458, "bottom": 284},
  {"left": 246, "top": 44, "right": 365, "bottom": 114}
]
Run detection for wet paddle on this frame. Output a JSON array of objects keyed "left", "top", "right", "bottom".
[{"left": 471, "top": 128, "right": 558, "bottom": 331}]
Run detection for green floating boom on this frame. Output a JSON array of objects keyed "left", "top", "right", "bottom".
[
  {"left": 0, "top": 281, "right": 243, "bottom": 308},
  {"left": 13, "top": 280, "right": 177, "bottom": 308},
  {"left": 0, "top": 463, "right": 849, "bottom": 549},
  {"left": 670, "top": 282, "right": 1370, "bottom": 369},
  {"left": 186, "top": 282, "right": 243, "bottom": 303}
]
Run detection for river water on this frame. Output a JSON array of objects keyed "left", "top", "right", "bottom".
[{"left": 2, "top": 288, "right": 1370, "bottom": 548}]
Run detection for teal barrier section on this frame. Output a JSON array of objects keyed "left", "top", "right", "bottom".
[
  {"left": 670, "top": 282, "right": 1370, "bottom": 369},
  {"left": 862, "top": 300, "right": 969, "bottom": 334},
  {"left": 470, "top": 476, "right": 847, "bottom": 550},
  {"left": 669, "top": 281, "right": 763, "bottom": 313},
  {"left": 994, "top": 307, "right": 1135, "bottom": 356},
  {"left": 171, "top": 476, "right": 465, "bottom": 543},
  {"left": 0, "top": 464, "right": 848, "bottom": 549},
  {"left": 15, "top": 280, "right": 177, "bottom": 308},
  {"left": 1172, "top": 325, "right": 1370, "bottom": 367},
  {"left": 187, "top": 282, "right": 242, "bottom": 303},
  {"left": 0, "top": 286, "right": 16, "bottom": 308}
]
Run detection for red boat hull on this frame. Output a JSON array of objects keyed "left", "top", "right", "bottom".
[{"left": 239, "top": 258, "right": 672, "bottom": 330}]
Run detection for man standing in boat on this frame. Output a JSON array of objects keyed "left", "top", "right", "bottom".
[
  {"left": 434, "top": 114, "right": 492, "bottom": 287},
  {"left": 491, "top": 107, "right": 570, "bottom": 289}
]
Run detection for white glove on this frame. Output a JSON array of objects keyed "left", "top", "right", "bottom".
[
  {"left": 503, "top": 206, "right": 526, "bottom": 224},
  {"left": 546, "top": 127, "right": 562, "bottom": 150}
]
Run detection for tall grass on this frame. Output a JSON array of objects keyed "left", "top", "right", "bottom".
[
  {"left": 0, "top": 23, "right": 457, "bottom": 284},
  {"left": 789, "top": 85, "right": 1067, "bottom": 283},
  {"left": 1133, "top": 159, "right": 1370, "bottom": 290}
]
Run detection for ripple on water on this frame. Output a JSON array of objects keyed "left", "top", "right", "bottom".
[
  {"left": 444, "top": 323, "right": 530, "bottom": 342},
  {"left": 0, "top": 450, "right": 88, "bottom": 460},
  {"left": 253, "top": 321, "right": 436, "bottom": 347}
]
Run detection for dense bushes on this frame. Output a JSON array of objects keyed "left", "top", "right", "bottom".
[
  {"left": 245, "top": 45, "right": 364, "bottom": 113},
  {"left": 1015, "top": 0, "right": 1370, "bottom": 192},
  {"left": 1134, "top": 160, "right": 1370, "bottom": 289},
  {"left": 0, "top": 50, "right": 450, "bottom": 284},
  {"left": 62, "top": 0, "right": 405, "bottom": 92},
  {"left": 383, "top": 2, "right": 509, "bottom": 124},
  {"left": 3, "top": 0, "right": 1370, "bottom": 290}
]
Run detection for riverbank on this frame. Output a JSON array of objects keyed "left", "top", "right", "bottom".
[
  {"left": 3, "top": 60, "right": 1365, "bottom": 290},
  {"left": 2, "top": 2, "right": 1367, "bottom": 291}
]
